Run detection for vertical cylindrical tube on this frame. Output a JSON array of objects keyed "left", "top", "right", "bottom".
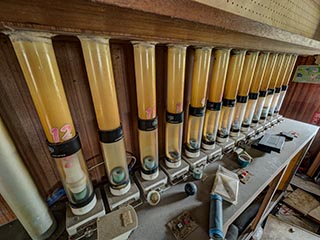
[
  {"left": 79, "top": 37, "right": 130, "bottom": 196},
  {"left": 242, "top": 52, "right": 270, "bottom": 131},
  {"left": 209, "top": 194, "right": 224, "bottom": 239},
  {"left": 165, "top": 45, "right": 187, "bottom": 168},
  {"left": 0, "top": 117, "right": 56, "bottom": 240},
  {"left": 260, "top": 53, "right": 285, "bottom": 122},
  {"left": 133, "top": 42, "right": 159, "bottom": 180},
  {"left": 202, "top": 48, "right": 230, "bottom": 150},
  {"left": 275, "top": 55, "right": 298, "bottom": 114},
  {"left": 230, "top": 51, "right": 259, "bottom": 137},
  {"left": 9, "top": 32, "right": 95, "bottom": 215},
  {"left": 185, "top": 47, "right": 212, "bottom": 157},
  {"left": 252, "top": 53, "right": 278, "bottom": 126},
  {"left": 217, "top": 49, "right": 246, "bottom": 143},
  {"left": 268, "top": 54, "right": 292, "bottom": 116}
]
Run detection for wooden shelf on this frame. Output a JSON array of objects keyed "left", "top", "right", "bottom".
[{"left": 0, "top": 0, "right": 320, "bottom": 54}]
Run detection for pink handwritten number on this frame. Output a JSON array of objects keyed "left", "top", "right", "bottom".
[
  {"left": 50, "top": 128, "right": 60, "bottom": 143},
  {"left": 50, "top": 124, "right": 72, "bottom": 142},
  {"left": 61, "top": 124, "right": 72, "bottom": 141}
]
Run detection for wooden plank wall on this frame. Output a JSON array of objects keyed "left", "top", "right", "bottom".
[{"left": 281, "top": 55, "right": 320, "bottom": 169}]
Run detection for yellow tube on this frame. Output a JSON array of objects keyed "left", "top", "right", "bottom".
[
  {"left": 202, "top": 48, "right": 230, "bottom": 149},
  {"left": 268, "top": 55, "right": 292, "bottom": 116},
  {"left": 133, "top": 42, "right": 159, "bottom": 180},
  {"left": 251, "top": 53, "right": 278, "bottom": 125},
  {"left": 275, "top": 55, "right": 298, "bottom": 114},
  {"left": 79, "top": 37, "right": 120, "bottom": 130},
  {"left": 230, "top": 51, "right": 259, "bottom": 135},
  {"left": 250, "top": 52, "right": 270, "bottom": 94},
  {"left": 283, "top": 55, "right": 299, "bottom": 86},
  {"left": 208, "top": 48, "right": 231, "bottom": 103},
  {"left": 133, "top": 42, "right": 157, "bottom": 120},
  {"left": 241, "top": 52, "right": 270, "bottom": 130},
  {"left": 185, "top": 47, "right": 211, "bottom": 157},
  {"left": 237, "top": 51, "right": 259, "bottom": 97},
  {"left": 223, "top": 50, "right": 246, "bottom": 100},
  {"left": 260, "top": 53, "right": 279, "bottom": 91},
  {"left": 79, "top": 37, "right": 130, "bottom": 195},
  {"left": 167, "top": 45, "right": 186, "bottom": 114},
  {"left": 165, "top": 45, "right": 186, "bottom": 168},
  {"left": 217, "top": 50, "right": 246, "bottom": 142},
  {"left": 190, "top": 47, "right": 212, "bottom": 107},
  {"left": 9, "top": 32, "right": 95, "bottom": 215},
  {"left": 268, "top": 54, "right": 286, "bottom": 90}
]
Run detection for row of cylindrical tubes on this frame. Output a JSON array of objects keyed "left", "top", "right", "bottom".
[{"left": 0, "top": 31, "right": 297, "bottom": 240}]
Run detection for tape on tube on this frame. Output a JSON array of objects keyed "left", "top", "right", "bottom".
[
  {"left": 207, "top": 101, "right": 222, "bottom": 111},
  {"left": 99, "top": 126, "right": 124, "bottom": 143},
  {"left": 47, "top": 133, "right": 81, "bottom": 158},
  {"left": 248, "top": 92, "right": 258, "bottom": 100},
  {"left": 275, "top": 87, "right": 281, "bottom": 93},
  {"left": 189, "top": 105, "right": 205, "bottom": 117},
  {"left": 236, "top": 95, "right": 248, "bottom": 103},
  {"left": 166, "top": 111, "right": 184, "bottom": 124},
  {"left": 138, "top": 117, "right": 158, "bottom": 131},
  {"left": 267, "top": 88, "right": 275, "bottom": 95},
  {"left": 259, "top": 90, "right": 267, "bottom": 97},
  {"left": 281, "top": 85, "right": 288, "bottom": 91}
]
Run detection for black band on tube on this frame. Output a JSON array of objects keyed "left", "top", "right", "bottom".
[
  {"left": 248, "top": 92, "right": 258, "bottom": 100},
  {"left": 236, "top": 95, "right": 248, "bottom": 103},
  {"left": 281, "top": 85, "right": 288, "bottom": 91},
  {"left": 275, "top": 87, "right": 281, "bottom": 93},
  {"left": 185, "top": 144, "right": 200, "bottom": 153},
  {"left": 138, "top": 117, "right": 158, "bottom": 131},
  {"left": 207, "top": 101, "right": 222, "bottom": 111},
  {"left": 166, "top": 111, "right": 184, "bottom": 124},
  {"left": 47, "top": 133, "right": 81, "bottom": 158},
  {"left": 99, "top": 126, "right": 123, "bottom": 143},
  {"left": 222, "top": 98, "right": 236, "bottom": 107},
  {"left": 189, "top": 105, "right": 205, "bottom": 117},
  {"left": 202, "top": 138, "right": 215, "bottom": 145},
  {"left": 259, "top": 91, "right": 267, "bottom": 97},
  {"left": 267, "top": 88, "right": 275, "bottom": 95}
]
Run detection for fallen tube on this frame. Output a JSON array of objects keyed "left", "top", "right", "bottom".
[
  {"left": 274, "top": 55, "right": 298, "bottom": 115},
  {"left": 230, "top": 51, "right": 259, "bottom": 137},
  {"left": 132, "top": 42, "right": 159, "bottom": 180},
  {"left": 185, "top": 47, "right": 212, "bottom": 157},
  {"left": 259, "top": 53, "right": 285, "bottom": 123},
  {"left": 0, "top": 117, "right": 56, "bottom": 240},
  {"left": 217, "top": 49, "right": 246, "bottom": 143},
  {"left": 202, "top": 48, "right": 230, "bottom": 149},
  {"left": 10, "top": 32, "right": 96, "bottom": 215},
  {"left": 165, "top": 45, "right": 187, "bottom": 168},
  {"left": 241, "top": 52, "right": 270, "bottom": 131},
  {"left": 251, "top": 53, "right": 278, "bottom": 126},
  {"left": 79, "top": 37, "right": 131, "bottom": 195}
]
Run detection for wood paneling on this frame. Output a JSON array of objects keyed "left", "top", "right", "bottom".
[
  {"left": 281, "top": 55, "right": 320, "bottom": 174},
  {"left": 0, "top": 0, "right": 319, "bottom": 55}
]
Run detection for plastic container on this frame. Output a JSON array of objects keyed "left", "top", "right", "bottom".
[
  {"left": 133, "top": 42, "right": 159, "bottom": 180},
  {"left": 185, "top": 47, "right": 211, "bottom": 157},
  {"left": 80, "top": 37, "right": 130, "bottom": 195},
  {"left": 0, "top": 117, "right": 56, "bottom": 240},
  {"left": 10, "top": 32, "right": 95, "bottom": 215},
  {"left": 165, "top": 45, "right": 186, "bottom": 168}
]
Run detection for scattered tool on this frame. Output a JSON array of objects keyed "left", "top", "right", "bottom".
[
  {"left": 167, "top": 211, "right": 199, "bottom": 240},
  {"left": 185, "top": 182, "right": 197, "bottom": 196},
  {"left": 209, "top": 194, "right": 224, "bottom": 240}
]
